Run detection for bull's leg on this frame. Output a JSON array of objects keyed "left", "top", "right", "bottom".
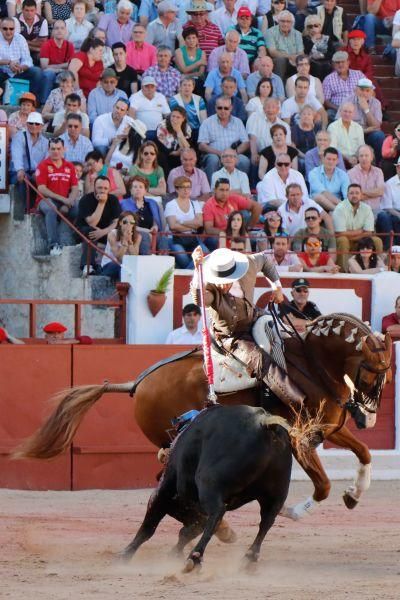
[
  {"left": 183, "top": 494, "right": 226, "bottom": 573},
  {"left": 172, "top": 520, "right": 205, "bottom": 556},
  {"left": 327, "top": 425, "right": 372, "bottom": 509},
  {"left": 280, "top": 448, "right": 331, "bottom": 521},
  {"left": 244, "top": 498, "right": 283, "bottom": 563},
  {"left": 119, "top": 486, "right": 171, "bottom": 561}
]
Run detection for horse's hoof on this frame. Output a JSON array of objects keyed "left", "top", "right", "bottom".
[
  {"left": 215, "top": 525, "right": 237, "bottom": 544},
  {"left": 241, "top": 553, "right": 259, "bottom": 573},
  {"left": 343, "top": 492, "right": 358, "bottom": 510},
  {"left": 116, "top": 549, "right": 133, "bottom": 563}
]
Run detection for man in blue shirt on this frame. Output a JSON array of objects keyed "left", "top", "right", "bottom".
[
  {"left": 309, "top": 147, "right": 350, "bottom": 212},
  {"left": 204, "top": 52, "right": 247, "bottom": 104}
]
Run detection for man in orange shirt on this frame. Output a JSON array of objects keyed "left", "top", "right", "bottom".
[
  {"left": 363, "top": 0, "right": 400, "bottom": 52},
  {"left": 203, "top": 178, "right": 261, "bottom": 250}
]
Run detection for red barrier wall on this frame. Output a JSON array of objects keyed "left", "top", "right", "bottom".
[
  {"left": 0, "top": 346, "right": 72, "bottom": 490},
  {"left": 0, "top": 343, "right": 396, "bottom": 490}
]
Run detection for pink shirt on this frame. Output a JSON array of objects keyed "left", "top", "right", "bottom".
[
  {"left": 126, "top": 41, "right": 157, "bottom": 73},
  {"left": 347, "top": 164, "right": 384, "bottom": 212}
]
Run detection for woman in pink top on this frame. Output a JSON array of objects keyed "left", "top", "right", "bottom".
[{"left": 125, "top": 23, "right": 157, "bottom": 75}]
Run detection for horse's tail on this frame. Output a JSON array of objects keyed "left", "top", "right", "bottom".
[{"left": 12, "top": 381, "right": 134, "bottom": 460}]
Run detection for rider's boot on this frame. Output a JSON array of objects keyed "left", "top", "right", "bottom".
[{"left": 263, "top": 363, "right": 305, "bottom": 407}]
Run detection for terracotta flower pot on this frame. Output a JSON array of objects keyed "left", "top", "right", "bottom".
[{"left": 147, "top": 290, "right": 166, "bottom": 317}]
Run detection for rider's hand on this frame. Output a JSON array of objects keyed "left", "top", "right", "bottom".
[
  {"left": 272, "top": 288, "right": 284, "bottom": 304},
  {"left": 192, "top": 245, "right": 204, "bottom": 268}
]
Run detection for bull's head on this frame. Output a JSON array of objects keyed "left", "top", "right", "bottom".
[{"left": 345, "top": 333, "right": 392, "bottom": 429}]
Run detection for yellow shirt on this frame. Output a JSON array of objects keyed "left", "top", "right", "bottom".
[{"left": 327, "top": 119, "right": 365, "bottom": 158}]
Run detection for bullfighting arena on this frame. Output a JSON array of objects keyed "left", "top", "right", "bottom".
[{"left": 2, "top": 480, "right": 399, "bottom": 600}]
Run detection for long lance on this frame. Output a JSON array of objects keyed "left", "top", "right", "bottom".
[{"left": 198, "top": 262, "right": 218, "bottom": 406}]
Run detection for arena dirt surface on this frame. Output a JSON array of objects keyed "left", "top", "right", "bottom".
[{"left": 1, "top": 480, "right": 399, "bottom": 600}]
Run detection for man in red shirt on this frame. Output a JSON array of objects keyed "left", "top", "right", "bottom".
[
  {"left": 382, "top": 295, "right": 400, "bottom": 337},
  {"left": 39, "top": 20, "right": 74, "bottom": 104},
  {"left": 183, "top": 1, "right": 224, "bottom": 58},
  {"left": 36, "top": 137, "right": 79, "bottom": 256},
  {"left": 363, "top": 0, "right": 400, "bottom": 52},
  {"left": 203, "top": 178, "right": 261, "bottom": 250}
]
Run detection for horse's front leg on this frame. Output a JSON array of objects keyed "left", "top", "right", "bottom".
[
  {"left": 280, "top": 448, "right": 331, "bottom": 521},
  {"left": 327, "top": 425, "right": 371, "bottom": 509}
]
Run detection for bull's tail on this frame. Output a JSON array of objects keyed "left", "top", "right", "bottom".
[
  {"left": 261, "top": 403, "right": 328, "bottom": 465},
  {"left": 12, "top": 381, "right": 134, "bottom": 460}
]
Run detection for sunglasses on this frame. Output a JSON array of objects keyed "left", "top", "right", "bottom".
[
  {"left": 176, "top": 185, "right": 191, "bottom": 190},
  {"left": 306, "top": 241, "right": 321, "bottom": 248},
  {"left": 308, "top": 23, "right": 320, "bottom": 28},
  {"left": 142, "top": 151, "right": 156, "bottom": 155},
  {"left": 276, "top": 162, "right": 290, "bottom": 167},
  {"left": 2, "top": 27, "right": 15, "bottom": 30},
  {"left": 305, "top": 215, "right": 318, "bottom": 221},
  {"left": 122, "top": 219, "right": 135, "bottom": 225},
  {"left": 28, "top": 122, "right": 42, "bottom": 126},
  {"left": 267, "top": 216, "right": 280, "bottom": 221},
  {"left": 50, "top": 137, "right": 63, "bottom": 144},
  {"left": 294, "top": 288, "right": 309, "bottom": 293},
  {"left": 216, "top": 106, "right": 230, "bottom": 110}
]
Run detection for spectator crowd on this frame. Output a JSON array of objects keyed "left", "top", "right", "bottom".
[{"left": 2, "top": 0, "right": 400, "bottom": 277}]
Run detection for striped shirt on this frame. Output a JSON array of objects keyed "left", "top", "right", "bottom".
[
  {"left": 322, "top": 69, "right": 365, "bottom": 107},
  {"left": 0, "top": 32, "right": 33, "bottom": 76},
  {"left": 232, "top": 25, "right": 266, "bottom": 65},
  {"left": 198, "top": 114, "right": 249, "bottom": 152},
  {"left": 60, "top": 133, "right": 94, "bottom": 164},
  {"left": 183, "top": 20, "right": 224, "bottom": 58}
]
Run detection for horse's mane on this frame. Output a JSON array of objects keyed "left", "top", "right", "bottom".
[{"left": 304, "top": 312, "right": 372, "bottom": 349}]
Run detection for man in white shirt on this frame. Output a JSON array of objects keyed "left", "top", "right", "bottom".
[
  {"left": 129, "top": 74, "right": 170, "bottom": 138},
  {"left": 165, "top": 303, "right": 202, "bottom": 344},
  {"left": 92, "top": 97, "right": 130, "bottom": 155},
  {"left": 281, "top": 75, "right": 327, "bottom": 128},
  {"left": 211, "top": 148, "right": 251, "bottom": 196},
  {"left": 278, "top": 183, "right": 332, "bottom": 236},
  {"left": 210, "top": 0, "right": 238, "bottom": 35},
  {"left": 247, "top": 96, "right": 291, "bottom": 160},
  {"left": 256, "top": 153, "right": 308, "bottom": 207}
]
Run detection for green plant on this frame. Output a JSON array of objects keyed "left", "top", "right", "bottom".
[{"left": 153, "top": 266, "right": 174, "bottom": 294}]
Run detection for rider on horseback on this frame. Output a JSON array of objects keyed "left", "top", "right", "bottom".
[{"left": 191, "top": 246, "right": 305, "bottom": 406}]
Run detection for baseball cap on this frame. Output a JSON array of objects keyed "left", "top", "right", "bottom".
[
  {"left": 348, "top": 29, "right": 366, "bottom": 40},
  {"left": 332, "top": 50, "right": 348, "bottom": 62},
  {"left": 158, "top": 0, "right": 178, "bottom": 11},
  {"left": 101, "top": 67, "right": 118, "bottom": 80},
  {"left": 27, "top": 111, "right": 43, "bottom": 125},
  {"left": 238, "top": 6, "right": 252, "bottom": 17},
  {"left": 141, "top": 75, "right": 157, "bottom": 86},
  {"left": 292, "top": 278, "right": 310, "bottom": 290},
  {"left": 357, "top": 77, "right": 375, "bottom": 89},
  {"left": 43, "top": 322, "right": 68, "bottom": 334}
]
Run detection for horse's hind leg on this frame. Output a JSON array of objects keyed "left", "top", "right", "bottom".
[
  {"left": 120, "top": 484, "right": 173, "bottom": 561},
  {"left": 327, "top": 426, "right": 371, "bottom": 509}
]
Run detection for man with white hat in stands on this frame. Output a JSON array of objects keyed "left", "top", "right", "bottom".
[
  {"left": 190, "top": 245, "right": 305, "bottom": 406},
  {"left": 129, "top": 74, "right": 170, "bottom": 139}
]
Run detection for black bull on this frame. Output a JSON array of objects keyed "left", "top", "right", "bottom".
[{"left": 121, "top": 404, "right": 293, "bottom": 571}]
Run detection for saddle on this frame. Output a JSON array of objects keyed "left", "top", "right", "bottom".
[{"left": 212, "top": 315, "right": 283, "bottom": 394}]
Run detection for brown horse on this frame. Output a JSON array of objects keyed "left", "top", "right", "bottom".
[{"left": 14, "top": 313, "right": 392, "bottom": 522}]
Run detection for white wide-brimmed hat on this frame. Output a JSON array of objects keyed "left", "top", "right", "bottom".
[{"left": 203, "top": 248, "right": 249, "bottom": 284}]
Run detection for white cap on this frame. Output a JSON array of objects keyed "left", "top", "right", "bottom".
[
  {"left": 141, "top": 76, "right": 157, "bottom": 86},
  {"left": 357, "top": 77, "right": 375, "bottom": 89}
]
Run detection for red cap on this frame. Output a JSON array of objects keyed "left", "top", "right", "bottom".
[
  {"left": 348, "top": 30, "right": 366, "bottom": 40},
  {"left": 238, "top": 7, "right": 252, "bottom": 17},
  {"left": 76, "top": 335, "right": 93, "bottom": 345},
  {"left": 43, "top": 322, "right": 68, "bottom": 334},
  {"left": 0, "top": 327, "right": 8, "bottom": 342}
]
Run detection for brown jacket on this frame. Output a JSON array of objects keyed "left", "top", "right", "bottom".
[{"left": 191, "top": 253, "right": 280, "bottom": 339}]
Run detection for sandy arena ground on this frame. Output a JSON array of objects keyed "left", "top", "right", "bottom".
[{"left": 1, "top": 480, "right": 399, "bottom": 600}]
